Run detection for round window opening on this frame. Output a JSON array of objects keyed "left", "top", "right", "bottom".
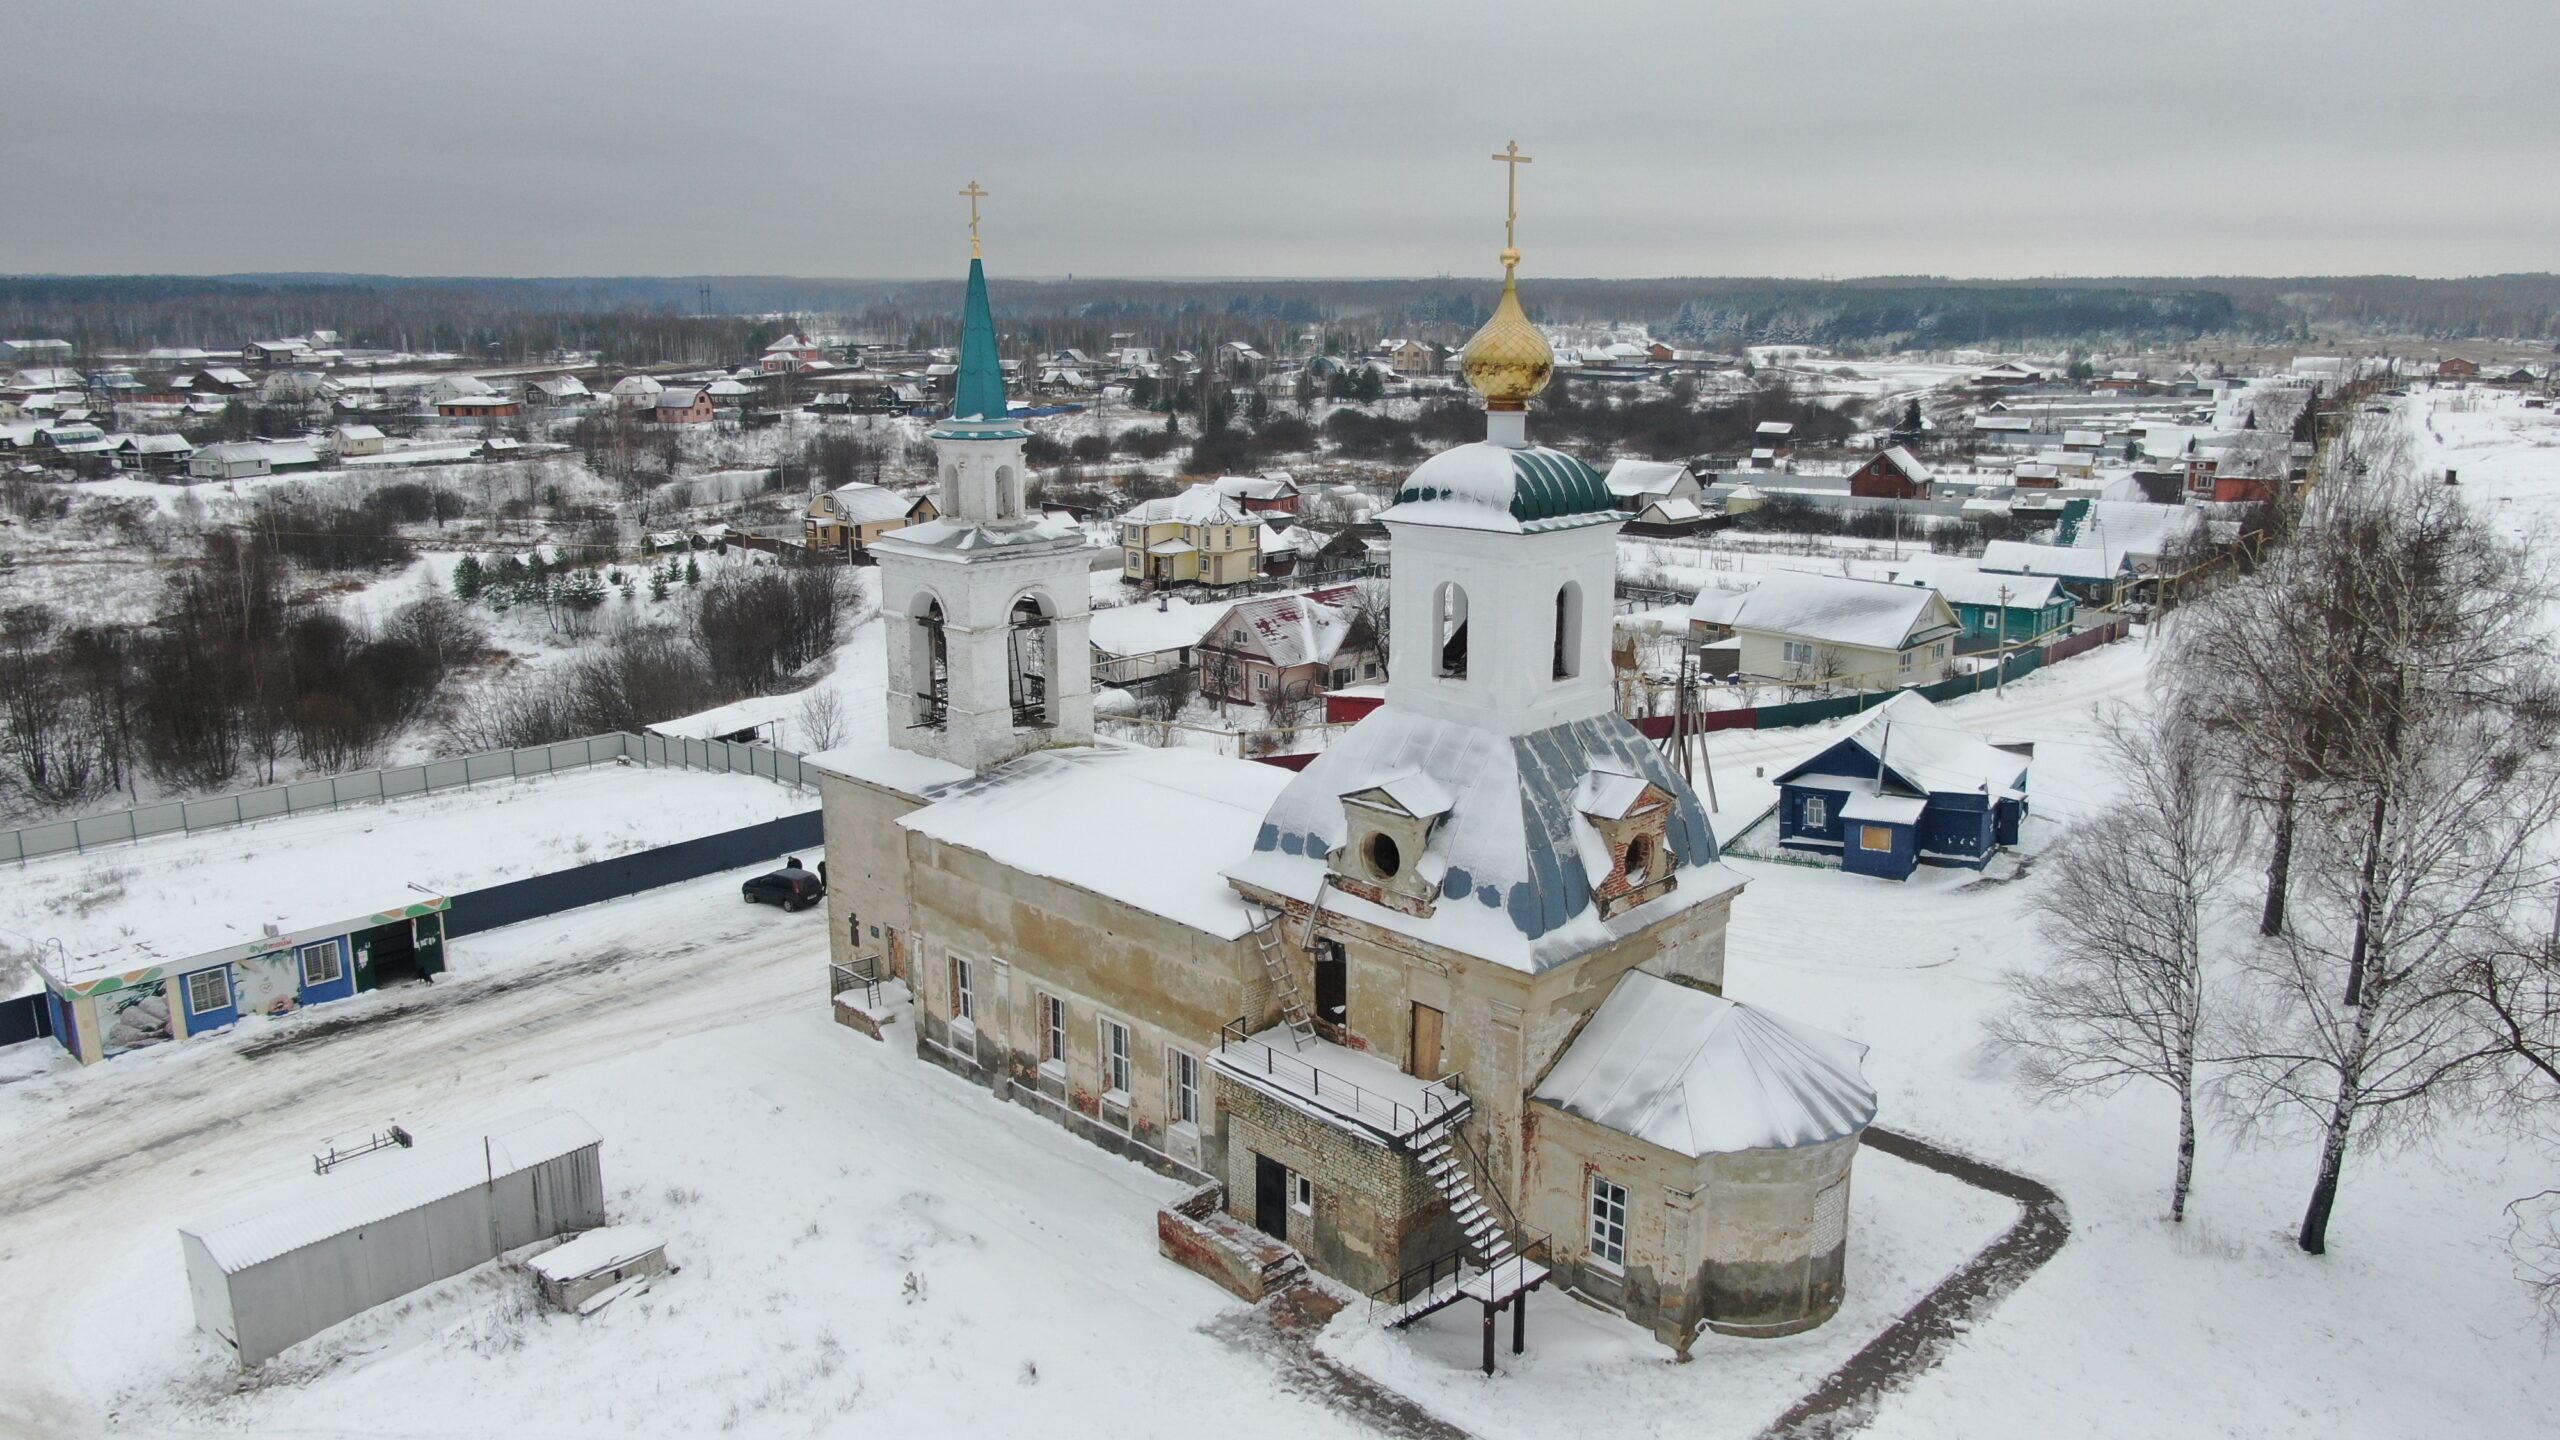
[{"left": 1365, "top": 832, "right": 1403, "bottom": 879}]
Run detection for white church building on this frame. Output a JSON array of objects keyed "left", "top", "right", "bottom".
[{"left": 809, "top": 200, "right": 1877, "bottom": 1365}]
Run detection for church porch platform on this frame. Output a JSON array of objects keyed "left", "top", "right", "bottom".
[{"left": 1208, "top": 1021, "right": 1470, "bottom": 1150}]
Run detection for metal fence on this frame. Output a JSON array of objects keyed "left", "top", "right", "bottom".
[
  {"left": 1, "top": 731, "right": 814, "bottom": 865},
  {"left": 444, "top": 811, "right": 822, "bottom": 937}
]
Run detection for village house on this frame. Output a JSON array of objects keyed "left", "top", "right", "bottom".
[
  {"left": 651, "top": 387, "right": 715, "bottom": 425},
  {"left": 1088, "top": 593, "right": 1225, "bottom": 687},
  {"left": 1192, "top": 586, "right": 1379, "bottom": 704},
  {"left": 762, "top": 333, "right": 827, "bottom": 372},
  {"left": 2437, "top": 357, "right": 2480, "bottom": 380},
  {"left": 526, "top": 374, "right": 592, "bottom": 406},
  {"left": 804, "top": 481, "right": 936, "bottom": 556},
  {"left": 609, "top": 374, "right": 664, "bottom": 409},
  {"left": 1978, "top": 540, "right": 2133, "bottom": 606},
  {"left": 188, "top": 441, "right": 273, "bottom": 482},
  {"left": 1768, "top": 692, "right": 2029, "bottom": 881},
  {"left": 1920, "top": 569, "right": 2076, "bottom": 647},
  {"left": 1212, "top": 473, "right": 1303, "bottom": 515},
  {"left": 1846, "top": 445, "right": 1933, "bottom": 500},
  {"left": 1602, "top": 457, "right": 1709, "bottom": 533},
  {"left": 1970, "top": 361, "right": 2045, "bottom": 388},
  {"left": 115, "top": 433, "right": 195, "bottom": 472},
  {"left": 1688, "top": 572, "right": 1961, "bottom": 689},
  {"left": 436, "top": 394, "right": 521, "bottom": 420},
  {"left": 331, "top": 423, "right": 385, "bottom": 458},
  {"left": 1118, "top": 483, "right": 1262, "bottom": 588},
  {"left": 812, "top": 231, "right": 1876, "bottom": 1367},
  {"left": 1390, "top": 339, "right": 1440, "bottom": 377}
]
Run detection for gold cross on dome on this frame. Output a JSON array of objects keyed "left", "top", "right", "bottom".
[
  {"left": 1491, "top": 141, "right": 1533, "bottom": 256},
  {"left": 959, "top": 181, "right": 989, "bottom": 258}
]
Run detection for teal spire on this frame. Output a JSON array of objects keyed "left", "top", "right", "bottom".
[{"left": 950, "top": 257, "right": 1009, "bottom": 423}]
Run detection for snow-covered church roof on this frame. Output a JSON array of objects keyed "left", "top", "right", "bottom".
[
  {"left": 1226, "top": 706, "right": 1738, "bottom": 972},
  {"left": 1533, "top": 971, "right": 1874, "bottom": 1155}
]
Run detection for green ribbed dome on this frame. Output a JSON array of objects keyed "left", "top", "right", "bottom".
[{"left": 1393, "top": 443, "right": 1612, "bottom": 523}]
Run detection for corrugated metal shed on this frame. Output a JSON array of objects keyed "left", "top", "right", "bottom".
[{"left": 180, "top": 1110, "right": 605, "bottom": 1367}]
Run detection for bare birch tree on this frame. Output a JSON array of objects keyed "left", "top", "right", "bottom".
[
  {"left": 1987, "top": 696, "right": 2234, "bottom": 1220},
  {"left": 2215, "top": 470, "right": 2560, "bottom": 1254}
]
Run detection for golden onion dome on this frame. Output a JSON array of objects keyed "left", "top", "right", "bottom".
[{"left": 1459, "top": 250, "right": 1554, "bottom": 410}]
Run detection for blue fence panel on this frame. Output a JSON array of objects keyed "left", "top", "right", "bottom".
[{"left": 445, "top": 811, "right": 823, "bottom": 938}]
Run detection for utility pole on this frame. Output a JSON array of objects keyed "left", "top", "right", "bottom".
[{"left": 1995, "top": 584, "right": 2012, "bottom": 698}]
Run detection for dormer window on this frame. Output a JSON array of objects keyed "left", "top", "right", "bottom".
[
  {"left": 1577, "top": 765, "right": 1680, "bottom": 919},
  {"left": 1331, "top": 769, "right": 1453, "bottom": 918}
]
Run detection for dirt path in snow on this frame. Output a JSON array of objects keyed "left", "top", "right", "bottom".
[
  {"left": 1208, "top": 1287, "right": 1474, "bottom": 1440},
  {"left": 1756, "top": 1127, "right": 2071, "bottom": 1440}
]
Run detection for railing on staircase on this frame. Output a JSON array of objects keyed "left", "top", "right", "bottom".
[
  {"left": 1371, "top": 1103, "right": 1549, "bottom": 1327},
  {"left": 1244, "top": 905, "right": 1316, "bottom": 1050},
  {"left": 828, "top": 955, "right": 883, "bottom": 1012}
]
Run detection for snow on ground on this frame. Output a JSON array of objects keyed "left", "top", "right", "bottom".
[
  {"left": 0, "top": 869, "right": 1379, "bottom": 1440},
  {"left": 1, "top": 762, "right": 816, "bottom": 987},
  {"left": 1319, "top": 1145, "right": 2012, "bottom": 1440}
]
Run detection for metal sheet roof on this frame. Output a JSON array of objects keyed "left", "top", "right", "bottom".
[
  {"left": 1532, "top": 971, "right": 1874, "bottom": 1155},
  {"left": 182, "top": 1111, "right": 601, "bottom": 1274}
]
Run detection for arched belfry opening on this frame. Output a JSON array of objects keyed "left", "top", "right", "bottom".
[
  {"left": 911, "top": 597, "right": 950, "bottom": 730},
  {"left": 995, "top": 464, "right": 1021, "bottom": 520},
  {"left": 1009, "top": 593, "right": 1054, "bottom": 727},
  {"left": 1435, "top": 582, "right": 1470, "bottom": 679}
]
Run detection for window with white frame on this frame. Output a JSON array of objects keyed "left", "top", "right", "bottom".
[
  {"left": 1101, "top": 1018, "right": 1131, "bottom": 1097},
  {"left": 298, "top": 941, "right": 342, "bottom": 989},
  {"left": 1171, "top": 1049, "right": 1200, "bottom": 1126},
  {"left": 951, "top": 956, "right": 975, "bottom": 1023},
  {"left": 185, "top": 968, "right": 231, "bottom": 1016},
  {"left": 1782, "top": 640, "right": 1815, "bottom": 665},
  {"left": 1292, "top": 1173, "right": 1314, "bottom": 1215},
  {"left": 1589, "top": 1175, "right": 1629, "bottom": 1270},
  {"left": 1041, "top": 994, "right": 1067, "bottom": 1065},
  {"left": 1803, "top": 794, "right": 1828, "bottom": 829}
]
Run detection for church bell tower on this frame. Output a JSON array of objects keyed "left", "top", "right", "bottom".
[{"left": 871, "top": 182, "right": 1094, "bottom": 773}]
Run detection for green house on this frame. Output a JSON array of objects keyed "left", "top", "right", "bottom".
[{"left": 1922, "top": 571, "right": 2076, "bottom": 646}]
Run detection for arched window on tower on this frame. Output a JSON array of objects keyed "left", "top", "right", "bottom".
[
  {"left": 1553, "top": 580, "right": 1583, "bottom": 680},
  {"left": 995, "top": 464, "right": 1020, "bottom": 520},
  {"left": 1434, "top": 581, "right": 1469, "bottom": 679},
  {"left": 1008, "top": 593, "right": 1054, "bottom": 727},
  {"left": 912, "top": 598, "right": 949, "bottom": 730}
]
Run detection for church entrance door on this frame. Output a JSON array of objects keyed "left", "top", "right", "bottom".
[{"left": 1254, "top": 1154, "right": 1289, "bottom": 1242}]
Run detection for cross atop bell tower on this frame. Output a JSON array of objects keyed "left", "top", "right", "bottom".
[{"left": 959, "top": 180, "right": 988, "bottom": 259}]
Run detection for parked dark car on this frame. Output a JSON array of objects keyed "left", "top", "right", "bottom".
[{"left": 743, "top": 868, "right": 825, "bottom": 911}]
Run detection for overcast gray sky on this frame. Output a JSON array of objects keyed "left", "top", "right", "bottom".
[{"left": 6, "top": 1, "right": 2553, "bottom": 280}]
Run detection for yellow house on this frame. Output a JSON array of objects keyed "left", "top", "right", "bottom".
[
  {"left": 1117, "top": 483, "right": 1260, "bottom": 587},
  {"left": 807, "top": 482, "right": 935, "bottom": 556}
]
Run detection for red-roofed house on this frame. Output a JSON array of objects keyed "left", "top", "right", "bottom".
[{"left": 1193, "top": 586, "right": 1379, "bottom": 704}]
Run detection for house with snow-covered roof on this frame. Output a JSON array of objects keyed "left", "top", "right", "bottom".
[
  {"left": 1846, "top": 445, "right": 1933, "bottom": 500},
  {"left": 804, "top": 481, "right": 935, "bottom": 555},
  {"left": 1211, "top": 472, "right": 1302, "bottom": 515},
  {"left": 1686, "top": 572, "right": 1961, "bottom": 689},
  {"left": 1116, "top": 483, "right": 1260, "bottom": 588},
  {"left": 1769, "top": 691, "right": 2029, "bottom": 880},
  {"left": 809, "top": 226, "right": 1876, "bottom": 1366},
  {"left": 1193, "top": 586, "right": 1379, "bottom": 703}
]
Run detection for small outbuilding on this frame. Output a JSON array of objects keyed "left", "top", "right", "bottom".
[
  {"left": 179, "top": 1111, "right": 605, "bottom": 1367},
  {"left": 529, "top": 1224, "right": 669, "bottom": 1313}
]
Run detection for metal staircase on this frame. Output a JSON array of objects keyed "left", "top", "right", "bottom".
[
  {"left": 1374, "top": 1115, "right": 1549, "bottom": 1330},
  {"left": 1245, "top": 905, "right": 1316, "bottom": 1051}
]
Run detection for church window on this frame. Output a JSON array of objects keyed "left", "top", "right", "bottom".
[
  {"left": 951, "top": 957, "right": 975, "bottom": 1024},
  {"left": 1433, "top": 582, "right": 1469, "bottom": 679},
  {"left": 1171, "top": 1050, "right": 1200, "bottom": 1127},
  {"left": 995, "top": 464, "right": 1019, "bottom": 519},
  {"left": 1041, "top": 994, "right": 1067, "bottom": 1065},
  {"left": 1101, "top": 1018, "right": 1132, "bottom": 1098},
  {"left": 1590, "top": 1175, "right": 1629, "bottom": 1270},
  {"left": 1553, "top": 581, "right": 1583, "bottom": 680},
  {"left": 1365, "top": 832, "right": 1403, "bottom": 879}
]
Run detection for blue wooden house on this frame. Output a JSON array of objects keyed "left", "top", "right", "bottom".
[{"left": 1772, "top": 692, "right": 2029, "bottom": 880}]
